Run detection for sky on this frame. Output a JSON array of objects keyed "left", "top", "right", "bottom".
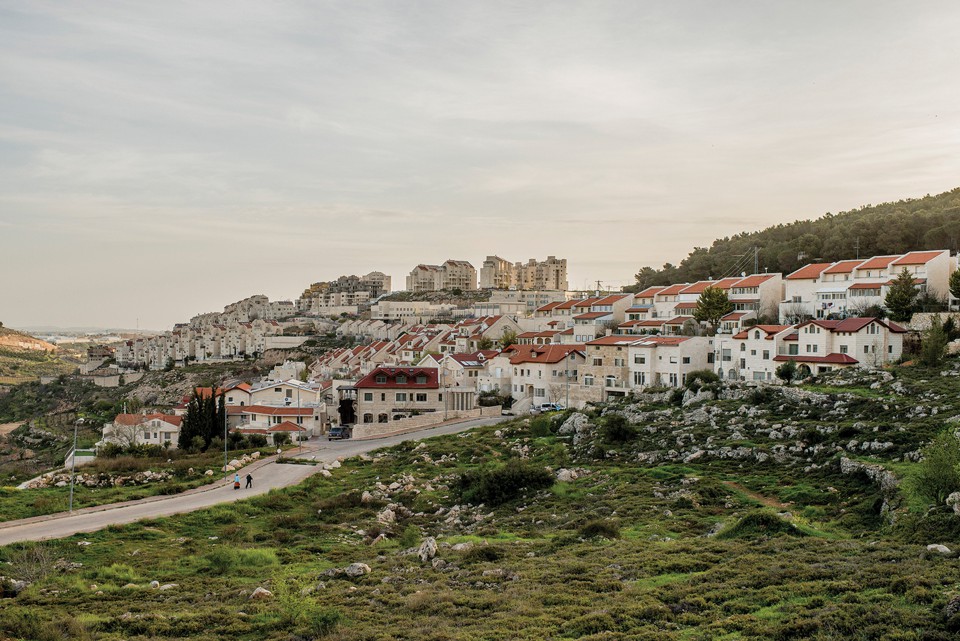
[{"left": 2, "top": 1, "right": 960, "bottom": 330}]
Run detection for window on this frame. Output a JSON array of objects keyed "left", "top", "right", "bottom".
[
  {"left": 363, "top": 392, "right": 373, "bottom": 401},
  {"left": 534, "top": 388, "right": 545, "bottom": 397},
  {"left": 840, "top": 345, "right": 848, "bottom": 354},
  {"left": 275, "top": 387, "right": 281, "bottom": 392},
  {"left": 669, "top": 356, "right": 678, "bottom": 364},
  {"left": 592, "top": 358, "right": 603, "bottom": 366},
  {"left": 416, "top": 375, "right": 427, "bottom": 384},
  {"left": 753, "top": 372, "right": 765, "bottom": 381},
  {"left": 416, "top": 393, "right": 427, "bottom": 402},
  {"left": 750, "top": 350, "right": 757, "bottom": 356},
  {"left": 378, "top": 413, "right": 388, "bottom": 423},
  {"left": 740, "top": 344, "right": 746, "bottom": 351},
  {"left": 286, "top": 389, "right": 292, "bottom": 398},
  {"left": 668, "top": 373, "right": 678, "bottom": 386},
  {"left": 396, "top": 375, "right": 407, "bottom": 384},
  {"left": 754, "top": 331, "right": 761, "bottom": 339},
  {"left": 788, "top": 344, "right": 798, "bottom": 355},
  {"left": 583, "top": 375, "right": 594, "bottom": 386},
  {"left": 438, "top": 394, "right": 443, "bottom": 401},
  {"left": 762, "top": 350, "right": 769, "bottom": 360},
  {"left": 395, "top": 392, "right": 407, "bottom": 402},
  {"left": 381, "top": 393, "right": 386, "bottom": 401},
  {"left": 682, "top": 357, "right": 691, "bottom": 364},
  {"left": 634, "top": 355, "right": 646, "bottom": 364},
  {"left": 375, "top": 375, "right": 386, "bottom": 384},
  {"left": 363, "top": 413, "right": 373, "bottom": 423},
  {"left": 633, "top": 371, "right": 646, "bottom": 385}
]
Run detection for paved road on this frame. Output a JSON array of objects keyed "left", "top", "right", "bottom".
[{"left": 0, "top": 416, "right": 505, "bottom": 546}]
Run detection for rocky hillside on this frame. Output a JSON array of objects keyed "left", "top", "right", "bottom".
[
  {"left": 0, "top": 325, "right": 56, "bottom": 353},
  {"left": 3, "top": 361, "right": 960, "bottom": 639}
]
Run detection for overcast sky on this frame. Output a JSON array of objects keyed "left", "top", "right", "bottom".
[{"left": 2, "top": 1, "right": 959, "bottom": 330}]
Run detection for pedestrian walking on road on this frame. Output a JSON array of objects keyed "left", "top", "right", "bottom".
[
  {"left": 245, "top": 473, "right": 253, "bottom": 489},
  {"left": 233, "top": 473, "right": 240, "bottom": 490}
]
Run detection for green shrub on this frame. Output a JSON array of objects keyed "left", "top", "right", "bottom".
[
  {"left": 912, "top": 430, "right": 960, "bottom": 504},
  {"left": 685, "top": 369, "right": 720, "bottom": 391},
  {"left": 578, "top": 519, "right": 621, "bottom": 539},
  {"left": 462, "top": 545, "right": 503, "bottom": 563},
  {"left": 529, "top": 416, "right": 552, "bottom": 437},
  {"left": 716, "top": 511, "right": 808, "bottom": 540},
  {"left": 455, "top": 460, "right": 554, "bottom": 506},
  {"left": 601, "top": 414, "right": 637, "bottom": 444}
]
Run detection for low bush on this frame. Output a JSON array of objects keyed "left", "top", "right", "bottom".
[
  {"left": 455, "top": 460, "right": 554, "bottom": 506},
  {"left": 716, "top": 511, "right": 808, "bottom": 540},
  {"left": 601, "top": 414, "right": 637, "bottom": 444},
  {"left": 578, "top": 518, "right": 621, "bottom": 539}
]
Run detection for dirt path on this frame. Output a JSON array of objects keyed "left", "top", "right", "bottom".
[
  {"left": 722, "top": 480, "right": 792, "bottom": 510},
  {"left": 0, "top": 422, "right": 23, "bottom": 436}
]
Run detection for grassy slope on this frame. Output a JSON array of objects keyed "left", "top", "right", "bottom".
[{"left": 3, "top": 362, "right": 960, "bottom": 640}]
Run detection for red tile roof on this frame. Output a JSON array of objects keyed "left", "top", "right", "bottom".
[
  {"left": 535, "top": 301, "right": 562, "bottom": 312},
  {"left": 113, "top": 413, "right": 182, "bottom": 427},
  {"left": 506, "top": 345, "right": 585, "bottom": 365},
  {"left": 732, "top": 325, "right": 791, "bottom": 339},
  {"left": 891, "top": 250, "right": 946, "bottom": 266},
  {"left": 355, "top": 367, "right": 440, "bottom": 389},
  {"left": 847, "top": 282, "right": 884, "bottom": 290},
  {"left": 268, "top": 421, "right": 306, "bottom": 432},
  {"left": 674, "top": 302, "right": 699, "bottom": 310},
  {"left": 856, "top": 255, "right": 900, "bottom": 270},
  {"left": 663, "top": 316, "right": 694, "bottom": 325},
  {"left": 732, "top": 274, "right": 776, "bottom": 288},
  {"left": 786, "top": 263, "right": 832, "bottom": 280},
  {"left": 883, "top": 277, "right": 926, "bottom": 286},
  {"left": 823, "top": 260, "right": 863, "bottom": 274},
  {"left": 634, "top": 286, "right": 666, "bottom": 298},
  {"left": 656, "top": 284, "right": 688, "bottom": 297},
  {"left": 574, "top": 311, "right": 613, "bottom": 320}
]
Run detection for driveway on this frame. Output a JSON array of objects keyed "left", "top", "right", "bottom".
[{"left": 0, "top": 416, "right": 505, "bottom": 546}]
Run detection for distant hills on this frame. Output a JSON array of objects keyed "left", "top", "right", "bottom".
[
  {"left": 628, "top": 187, "right": 960, "bottom": 291},
  {"left": 0, "top": 325, "right": 56, "bottom": 353}
]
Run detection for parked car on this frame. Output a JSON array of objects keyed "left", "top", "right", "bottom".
[
  {"left": 327, "top": 426, "right": 352, "bottom": 440},
  {"left": 530, "top": 403, "right": 564, "bottom": 414}
]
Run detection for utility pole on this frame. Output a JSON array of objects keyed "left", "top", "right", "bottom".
[
  {"left": 854, "top": 237, "right": 860, "bottom": 259},
  {"left": 565, "top": 350, "right": 570, "bottom": 409},
  {"left": 223, "top": 387, "right": 228, "bottom": 483},
  {"left": 753, "top": 247, "right": 759, "bottom": 275},
  {"left": 68, "top": 420, "right": 79, "bottom": 512}
]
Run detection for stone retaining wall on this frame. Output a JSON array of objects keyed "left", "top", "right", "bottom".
[{"left": 351, "top": 405, "right": 501, "bottom": 440}]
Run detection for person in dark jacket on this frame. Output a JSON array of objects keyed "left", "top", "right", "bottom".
[{"left": 245, "top": 473, "right": 253, "bottom": 489}]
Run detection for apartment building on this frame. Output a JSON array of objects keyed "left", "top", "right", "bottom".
[
  {"left": 406, "top": 260, "right": 478, "bottom": 292},
  {"left": 479, "top": 255, "right": 569, "bottom": 291}
]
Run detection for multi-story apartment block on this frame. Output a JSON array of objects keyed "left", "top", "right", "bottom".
[
  {"left": 495, "top": 344, "right": 586, "bottom": 407},
  {"left": 515, "top": 256, "right": 569, "bottom": 291},
  {"left": 480, "top": 255, "right": 516, "bottom": 289},
  {"left": 370, "top": 301, "right": 456, "bottom": 322},
  {"left": 780, "top": 250, "right": 955, "bottom": 322},
  {"left": 479, "top": 255, "right": 569, "bottom": 291},
  {"left": 406, "top": 260, "right": 478, "bottom": 292}
]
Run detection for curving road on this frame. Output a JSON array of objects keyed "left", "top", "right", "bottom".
[{"left": 0, "top": 416, "right": 505, "bottom": 546}]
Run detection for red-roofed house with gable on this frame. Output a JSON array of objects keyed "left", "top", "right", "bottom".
[
  {"left": 770, "top": 318, "right": 906, "bottom": 376},
  {"left": 102, "top": 413, "right": 184, "bottom": 449},
  {"left": 353, "top": 366, "right": 448, "bottom": 426},
  {"left": 488, "top": 344, "right": 587, "bottom": 409}
]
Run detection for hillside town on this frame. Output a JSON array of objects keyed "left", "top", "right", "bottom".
[{"left": 91, "top": 249, "right": 960, "bottom": 450}]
